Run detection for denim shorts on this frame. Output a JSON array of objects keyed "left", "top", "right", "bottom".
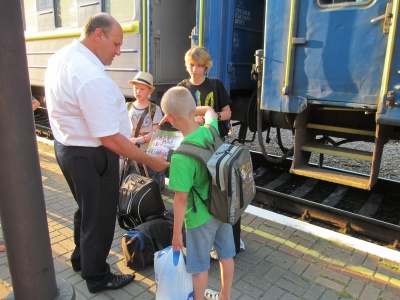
[{"left": 186, "top": 218, "right": 236, "bottom": 274}]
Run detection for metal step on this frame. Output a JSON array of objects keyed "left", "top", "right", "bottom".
[
  {"left": 300, "top": 142, "right": 373, "bottom": 161},
  {"left": 290, "top": 165, "right": 372, "bottom": 190},
  {"left": 306, "top": 123, "right": 375, "bottom": 137}
]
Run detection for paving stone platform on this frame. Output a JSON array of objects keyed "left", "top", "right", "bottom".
[{"left": 0, "top": 139, "right": 399, "bottom": 299}]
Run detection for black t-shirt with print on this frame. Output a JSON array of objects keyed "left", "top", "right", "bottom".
[{"left": 177, "top": 77, "right": 232, "bottom": 137}]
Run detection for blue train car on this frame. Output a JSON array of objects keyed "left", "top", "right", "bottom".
[
  {"left": 22, "top": 0, "right": 400, "bottom": 189},
  {"left": 189, "top": 0, "right": 400, "bottom": 189},
  {"left": 256, "top": 0, "right": 400, "bottom": 189}
]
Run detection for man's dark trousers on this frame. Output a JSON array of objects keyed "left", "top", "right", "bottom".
[{"left": 54, "top": 140, "right": 119, "bottom": 292}]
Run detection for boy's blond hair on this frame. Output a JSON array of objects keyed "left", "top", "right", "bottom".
[
  {"left": 184, "top": 46, "right": 213, "bottom": 70},
  {"left": 161, "top": 87, "right": 196, "bottom": 118}
]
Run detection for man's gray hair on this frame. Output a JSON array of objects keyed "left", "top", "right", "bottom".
[{"left": 83, "top": 13, "right": 115, "bottom": 38}]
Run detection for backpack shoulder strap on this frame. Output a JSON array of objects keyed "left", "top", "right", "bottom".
[
  {"left": 209, "top": 77, "right": 218, "bottom": 104},
  {"left": 134, "top": 109, "right": 148, "bottom": 137},
  {"left": 204, "top": 124, "right": 224, "bottom": 150},
  {"left": 173, "top": 143, "right": 211, "bottom": 166},
  {"left": 209, "top": 77, "right": 217, "bottom": 88},
  {"left": 149, "top": 101, "right": 157, "bottom": 121},
  {"left": 173, "top": 125, "right": 223, "bottom": 162},
  {"left": 172, "top": 125, "right": 223, "bottom": 213}
]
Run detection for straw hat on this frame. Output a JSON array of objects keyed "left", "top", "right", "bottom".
[{"left": 128, "top": 71, "right": 155, "bottom": 90}]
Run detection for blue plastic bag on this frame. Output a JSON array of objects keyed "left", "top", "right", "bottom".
[{"left": 154, "top": 246, "right": 194, "bottom": 300}]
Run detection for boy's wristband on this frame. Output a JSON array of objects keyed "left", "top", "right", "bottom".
[{"left": 138, "top": 137, "right": 143, "bottom": 144}]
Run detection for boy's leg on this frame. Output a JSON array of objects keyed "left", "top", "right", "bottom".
[
  {"left": 193, "top": 271, "right": 208, "bottom": 300},
  {"left": 219, "top": 257, "right": 234, "bottom": 300},
  {"left": 210, "top": 221, "right": 236, "bottom": 300},
  {"left": 186, "top": 220, "right": 218, "bottom": 299}
]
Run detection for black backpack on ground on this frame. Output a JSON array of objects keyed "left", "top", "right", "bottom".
[
  {"left": 117, "top": 173, "right": 166, "bottom": 230},
  {"left": 121, "top": 212, "right": 174, "bottom": 270}
]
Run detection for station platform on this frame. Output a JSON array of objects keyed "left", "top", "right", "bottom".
[{"left": 1, "top": 138, "right": 400, "bottom": 300}]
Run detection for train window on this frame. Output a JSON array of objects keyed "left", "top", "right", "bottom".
[
  {"left": 318, "top": 0, "right": 373, "bottom": 6},
  {"left": 36, "top": 0, "right": 52, "bottom": 11},
  {"left": 105, "top": 0, "right": 136, "bottom": 22},
  {"left": 36, "top": 0, "right": 55, "bottom": 31},
  {"left": 22, "top": 0, "right": 38, "bottom": 32},
  {"left": 55, "top": 0, "right": 78, "bottom": 28}
]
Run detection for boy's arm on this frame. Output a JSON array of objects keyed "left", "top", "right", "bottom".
[
  {"left": 140, "top": 124, "right": 160, "bottom": 146},
  {"left": 195, "top": 106, "right": 218, "bottom": 120},
  {"left": 172, "top": 191, "right": 188, "bottom": 251},
  {"left": 219, "top": 104, "right": 232, "bottom": 121}
]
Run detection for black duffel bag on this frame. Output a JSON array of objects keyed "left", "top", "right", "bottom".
[
  {"left": 117, "top": 173, "right": 166, "bottom": 230},
  {"left": 121, "top": 216, "right": 173, "bottom": 270}
]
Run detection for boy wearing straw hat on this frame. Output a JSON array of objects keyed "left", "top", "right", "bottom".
[{"left": 123, "top": 71, "right": 165, "bottom": 189}]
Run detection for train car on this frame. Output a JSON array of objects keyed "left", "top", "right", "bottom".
[
  {"left": 22, "top": 0, "right": 400, "bottom": 190},
  {"left": 22, "top": 0, "right": 196, "bottom": 102},
  {"left": 256, "top": 0, "right": 400, "bottom": 190}
]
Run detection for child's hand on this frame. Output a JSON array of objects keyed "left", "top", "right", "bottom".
[
  {"left": 129, "top": 137, "right": 139, "bottom": 144},
  {"left": 172, "top": 233, "right": 184, "bottom": 251},
  {"left": 195, "top": 116, "right": 204, "bottom": 125}
]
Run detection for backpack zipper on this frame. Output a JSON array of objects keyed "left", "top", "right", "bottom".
[{"left": 215, "top": 145, "right": 234, "bottom": 188}]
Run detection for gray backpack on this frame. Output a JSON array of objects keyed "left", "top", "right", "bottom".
[{"left": 173, "top": 125, "right": 256, "bottom": 224}]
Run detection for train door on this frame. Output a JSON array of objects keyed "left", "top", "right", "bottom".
[
  {"left": 149, "top": 0, "right": 196, "bottom": 85},
  {"left": 262, "top": 0, "right": 397, "bottom": 114},
  {"left": 193, "top": 0, "right": 264, "bottom": 92}
]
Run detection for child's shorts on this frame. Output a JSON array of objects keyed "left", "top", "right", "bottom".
[{"left": 186, "top": 217, "right": 236, "bottom": 274}]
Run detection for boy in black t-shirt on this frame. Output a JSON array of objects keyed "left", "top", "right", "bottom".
[{"left": 177, "top": 46, "right": 232, "bottom": 138}]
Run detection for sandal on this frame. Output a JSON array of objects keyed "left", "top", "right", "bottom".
[{"left": 205, "top": 289, "right": 220, "bottom": 300}]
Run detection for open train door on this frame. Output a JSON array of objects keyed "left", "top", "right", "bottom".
[{"left": 263, "top": 0, "right": 399, "bottom": 114}]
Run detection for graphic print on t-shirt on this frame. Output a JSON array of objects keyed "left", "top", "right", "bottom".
[{"left": 193, "top": 90, "right": 214, "bottom": 108}]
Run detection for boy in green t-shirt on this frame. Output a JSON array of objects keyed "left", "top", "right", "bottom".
[{"left": 160, "top": 86, "right": 235, "bottom": 300}]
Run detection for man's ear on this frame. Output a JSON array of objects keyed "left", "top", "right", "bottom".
[{"left": 93, "top": 28, "right": 104, "bottom": 41}]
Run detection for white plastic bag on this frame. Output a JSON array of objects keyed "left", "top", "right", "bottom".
[{"left": 154, "top": 246, "right": 194, "bottom": 300}]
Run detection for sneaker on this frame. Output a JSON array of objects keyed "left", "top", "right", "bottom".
[
  {"left": 205, "top": 289, "right": 220, "bottom": 300},
  {"left": 240, "top": 238, "right": 245, "bottom": 251},
  {"left": 210, "top": 247, "right": 219, "bottom": 260}
]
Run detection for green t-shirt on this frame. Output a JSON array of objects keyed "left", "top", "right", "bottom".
[{"left": 168, "top": 118, "right": 219, "bottom": 229}]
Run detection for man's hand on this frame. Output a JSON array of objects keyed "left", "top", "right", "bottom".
[
  {"left": 147, "top": 154, "right": 170, "bottom": 172},
  {"left": 32, "top": 98, "right": 40, "bottom": 111}
]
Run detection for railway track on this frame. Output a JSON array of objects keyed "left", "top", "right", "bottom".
[
  {"left": 34, "top": 114, "right": 400, "bottom": 251},
  {"left": 34, "top": 109, "right": 53, "bottom": 139},
  {"left": 250, "top": 151, "right": 400, "bottom": 251}
]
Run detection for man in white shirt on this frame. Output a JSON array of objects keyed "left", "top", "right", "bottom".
[{"left": 45, "top": 13, "right": 169, "bottom": 293}]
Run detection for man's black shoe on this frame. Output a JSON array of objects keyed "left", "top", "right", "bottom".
[
  {"left": 104, "top": 274, "right": 135, "bottom": 291},
  {"left": 72, "top": 264, "right": 81, "bottom": 272}
]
